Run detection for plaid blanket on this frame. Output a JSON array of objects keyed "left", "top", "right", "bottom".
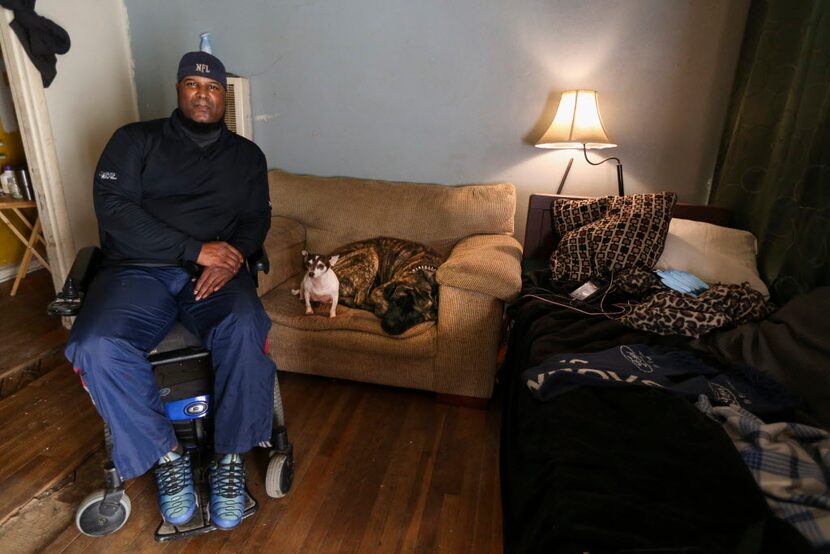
[{"left": 696, "top": 395, "right": 830, "bottom": 551}]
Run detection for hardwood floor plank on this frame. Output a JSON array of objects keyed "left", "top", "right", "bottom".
[
  {"left": 304, "top": 389, "right": 410, "bottom": 553},
  {"left": 0, "top": 269, "right": 64, "bottom": 380},
  {"left": 353, "top": 395, "right": 420, "bottom": 553},
  {"left": 0, "top": 362, "right": 72, "bottom": 422},
  {"left": 423, "top": 412, "right": 482, "bottom": 552},
  {"left": 228, "top": 380, "right": 363, "bottom": 552},
  {"left": 368, "top": 396, "right": 444, "bottom": 553},
  {"left": 471, "top": 403, "right": 503, "bottom": 554},
  {"left": 436, "top": 493, "right": 463, "bottom": 552},
  {"left": 274, "top": 386, "right": 369, "bottom": 552},
  {"left": 0, "top": 367, "right": 102, "bottom": 527},
  {"left": 0, "top": 334, "right": 68, "bottom": 401},
  {"left": 399, "top": 406, "right": 447, "bottom": 553},
  {"left": 0, "top": 403, "right": 100, "bottom": 481}
]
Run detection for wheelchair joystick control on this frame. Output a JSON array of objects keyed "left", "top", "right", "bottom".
[
  {"left": 48, "top": 277, "right": 85, "bottom": 316},
  {"left": 63, "top": 277, "right": 79, "bottom": 299}
]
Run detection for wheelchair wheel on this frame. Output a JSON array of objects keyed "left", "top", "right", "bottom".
[
  {"left": 265, "top": 452, "right": 293, "bottom": 498},
  {"left": 75, "top": 490, "right": 132, "bottom": 537}
]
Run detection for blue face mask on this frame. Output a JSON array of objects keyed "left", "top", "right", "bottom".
[{"left": 655, "top": 270, "right": 710, "bottom": 296}]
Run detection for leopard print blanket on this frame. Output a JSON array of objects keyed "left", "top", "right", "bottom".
[{"left": 618, "top": 282, "right": 773, "bottom": 338}]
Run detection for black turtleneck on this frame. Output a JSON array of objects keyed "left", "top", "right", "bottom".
[
  {"left": 91, "top": 110, "right": 271, "bottom": 265},
  {"left": 172, "top": 108, "right": 222, "bottom": 149}
]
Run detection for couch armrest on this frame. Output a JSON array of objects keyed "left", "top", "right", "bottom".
[
  {"left": 257, "top": 216, "right": 306, "bottom": 297},
  {"left": 435, "top": 234, "right": 523, "bottom": 301}
]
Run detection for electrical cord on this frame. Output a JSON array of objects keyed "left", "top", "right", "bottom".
[{"left": 518, "top": 272, "right": 633, "bottom": 319}]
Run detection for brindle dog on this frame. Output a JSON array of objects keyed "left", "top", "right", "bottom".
[{"left": 330, "top": 237, "right": 445, "bottom": 335}]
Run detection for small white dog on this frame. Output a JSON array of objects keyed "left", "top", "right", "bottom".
[{"left": 291, "top": 250, "right": 340, "bottom": 318}]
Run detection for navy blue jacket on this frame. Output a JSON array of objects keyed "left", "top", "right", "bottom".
[{"left": 93, "top": 110, "right": 271, "bottom": 265}]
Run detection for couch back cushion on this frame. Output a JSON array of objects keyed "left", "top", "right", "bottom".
[{"left": 268, "top": 168, "right": 516, "bottom": 256}]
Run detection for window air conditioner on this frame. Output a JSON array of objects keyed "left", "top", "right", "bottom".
[{"left": 224, "top": 75, "right": 252, "bottom": 139}]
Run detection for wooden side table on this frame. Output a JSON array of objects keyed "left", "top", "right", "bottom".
[{"left": 0, "top": 198, "right": 50, "bottom": 296}]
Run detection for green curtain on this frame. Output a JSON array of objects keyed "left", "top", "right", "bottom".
[{"left": 710, "top": 0, "right": 830, "bottom": 304}]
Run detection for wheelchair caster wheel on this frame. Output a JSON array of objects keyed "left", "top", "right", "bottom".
[
  {"left": 75, "top": 490, "right": 131, "bottom": 537},
  {"left": 265, "top": 452, "right": 293, "bottom": 498}
]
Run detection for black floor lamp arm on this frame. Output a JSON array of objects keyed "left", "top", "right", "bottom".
[{"left": 582, "top": 144, "right": 625, "bottom": 196}]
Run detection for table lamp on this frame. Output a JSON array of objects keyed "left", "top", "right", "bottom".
[{"left": 535, "top": 89, "right": 625, "bottom": 196}]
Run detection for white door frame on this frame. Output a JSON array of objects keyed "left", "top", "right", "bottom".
[{"left": 0, "top": 9, "right": 75, "bottom": 292}]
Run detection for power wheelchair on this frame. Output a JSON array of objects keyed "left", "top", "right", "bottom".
[{"left": 49, "top": 246, "right": 294, "bottom": 541}]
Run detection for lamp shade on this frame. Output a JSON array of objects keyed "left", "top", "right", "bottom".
[{"left": 535, "top": 90, "right": 616, "bottom": 149}]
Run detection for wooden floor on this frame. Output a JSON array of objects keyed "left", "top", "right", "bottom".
[
  {"left": 0, "top": 270, "right": 503, "bottom": 553},
  {"left": 0, "top": 269, "right": 68, "bottom": 399}
]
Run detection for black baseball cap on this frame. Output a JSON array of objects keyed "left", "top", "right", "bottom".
[{"left": 177, "top": 51, "right": 227, "bottom": 89}]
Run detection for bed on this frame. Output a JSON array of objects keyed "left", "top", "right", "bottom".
[{"left": 499, "top": 193, "right": 830, "bottom": 553}]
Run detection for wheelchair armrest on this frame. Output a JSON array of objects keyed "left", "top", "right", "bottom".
[
  {"left": 47, "top": 246, "right": 103, "bottom": 316},
  {"left": 247, "top": 248, "right": 270, "bottom": 288}
]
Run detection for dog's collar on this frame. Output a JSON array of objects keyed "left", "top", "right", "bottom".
[{"left": 411, "top": 265, "right": 437, "bottom": 273}]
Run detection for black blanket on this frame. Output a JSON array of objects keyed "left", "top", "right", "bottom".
[
  {"left": 499, "top": 271, "right": 813, "bottom": 553},
  {"left": 693, "top": 286, "right": 830, "bottom": 428}
]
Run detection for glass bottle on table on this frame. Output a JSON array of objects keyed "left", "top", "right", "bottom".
[
  {"left": 3, "top": 166, "right": 21, "bottom": 199},
  {"left": 0, "top": 166, "right": 10, "bottom": 196},
  {"left": 10, "top": 175, "right": 22, "bottom": 199}
]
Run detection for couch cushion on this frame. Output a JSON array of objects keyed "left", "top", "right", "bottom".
[
  {"left": 262, "top": 286, "right": 435, "bottom": 339},
  {"left": 268, "top": 168, "right": 515, "bottom": 257},
  {"left": 268, "top": 322, "right": 437, "bottom": 391}
]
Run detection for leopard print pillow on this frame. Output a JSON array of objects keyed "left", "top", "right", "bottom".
[{"left": 550, "top": 192, "right": 677, "bottom": 281}]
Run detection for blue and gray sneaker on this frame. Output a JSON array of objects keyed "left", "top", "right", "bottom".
[
  {"left": 153, "top": 450, "right": 197, "bottom": 525},
  {"left": 209, "top": 453, "right": 246, "bottom": 530}
]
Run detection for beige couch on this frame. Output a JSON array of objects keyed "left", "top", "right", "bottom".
[{"left": 256, "top": 169, "right": 523, "bottom": 400}]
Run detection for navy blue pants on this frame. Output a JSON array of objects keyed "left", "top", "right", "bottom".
[{"left": 65, "top": 265, "right": 276, "bottom": 480}]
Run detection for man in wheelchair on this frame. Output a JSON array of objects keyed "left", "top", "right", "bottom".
[{"left": 64, "top": 51, "right": 275, "bottom": 531}]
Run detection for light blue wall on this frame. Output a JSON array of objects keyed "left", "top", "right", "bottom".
[{"left": 123, "top": 0, "right": 750, "bottom": 239}]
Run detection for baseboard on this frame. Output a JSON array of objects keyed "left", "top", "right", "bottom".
[
  {"left": 436, "top": 393, "right": 490, "bottom": 410},
  {"left": 0, "top": 259, "right": 43, "bottom": 283}
]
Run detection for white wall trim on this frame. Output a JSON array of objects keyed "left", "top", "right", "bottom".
[
  {"left": 115, "top": 0, "right": 140, "bottom": 121},
  {"left": 0, "top": 258, "right": 42, "bottom": 282},
  {"left": 0, "top": 8, "right": 75, "bottom": 293}
]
